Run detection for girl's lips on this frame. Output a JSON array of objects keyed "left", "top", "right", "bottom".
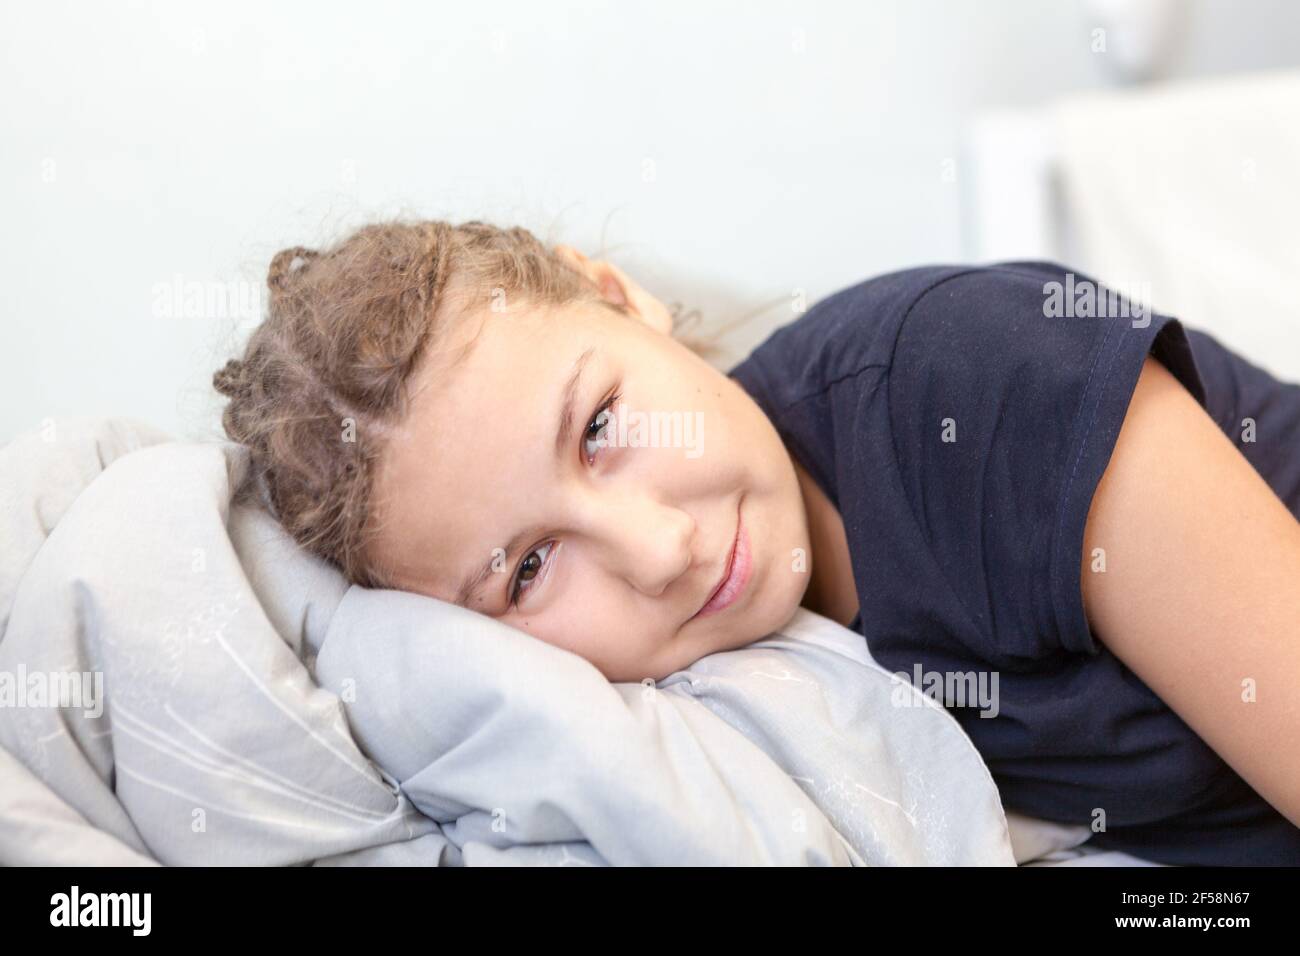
[{"left": 692, "top": 503, "right": 752, "bottom": 620}]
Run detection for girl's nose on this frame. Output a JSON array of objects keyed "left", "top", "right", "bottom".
[{"left": 593, "top": 492, "right": 697, "bottom": 598}]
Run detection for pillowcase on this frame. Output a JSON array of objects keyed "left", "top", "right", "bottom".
[{"left": 313, "top": 589, "right": 1018, "bottom": 865}]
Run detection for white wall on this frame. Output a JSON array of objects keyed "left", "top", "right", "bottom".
[{"left": 4, "top": 0, "right": 1299, "bottom": 443}]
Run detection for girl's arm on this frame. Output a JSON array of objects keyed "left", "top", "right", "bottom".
[{"left": 1082, "top": 354, "right": 1300, "bottom": 828}]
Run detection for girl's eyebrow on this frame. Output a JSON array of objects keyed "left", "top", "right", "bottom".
[
  {"left": 553, "top": 346, "right": 596, "bottom": 458},
  {"left": 453, "top": 345, "right": 597, "bottom": 609}
]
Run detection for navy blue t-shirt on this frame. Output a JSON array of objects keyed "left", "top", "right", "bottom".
[{"left": 727, "top": 260, "right": 1300, "bottom": 866}]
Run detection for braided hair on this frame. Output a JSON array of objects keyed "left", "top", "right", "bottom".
[{"left": 213, "top": 218, "right": 721, "bottom": 588}]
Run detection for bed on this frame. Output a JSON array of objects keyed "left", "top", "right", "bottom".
[
  {"left": 0, "top": 416, "right": 1159, "bottom": 866},
  {"left": 964, "top": 67, "right": 1300, "bottom": 385}
]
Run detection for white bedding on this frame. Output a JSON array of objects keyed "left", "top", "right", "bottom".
[{"left": 0, "top": 416, "right": 1147, "bottom": 865}]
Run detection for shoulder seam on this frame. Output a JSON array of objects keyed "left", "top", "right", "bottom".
[
  {"left": 883, "top": 267, "right": 991, "bottom": 372},
  {"left": 770, "top": 266, "right": 990, "bottom": 414},
  {"left": 879, "top": 265, "right": 1029, "bottom": 647},
  {"left": 776, "top": 363, "right": 889, "bottom": 414}
]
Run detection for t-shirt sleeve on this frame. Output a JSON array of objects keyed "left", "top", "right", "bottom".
[{"left": 886, "top": 261, "right": 1207, "bottom": 661}]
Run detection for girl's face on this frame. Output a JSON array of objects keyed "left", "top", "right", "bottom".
[{"left": 365, "top": 250, "right": 813, "bottom": 682}]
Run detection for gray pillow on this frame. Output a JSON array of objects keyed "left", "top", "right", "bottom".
[{"left": 314, "top": 588, "right": 1018, "bottom": 865}]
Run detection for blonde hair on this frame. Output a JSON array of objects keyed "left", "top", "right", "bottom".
[{"left": 213, "top": 218, "right": 725, "bottom": 588}]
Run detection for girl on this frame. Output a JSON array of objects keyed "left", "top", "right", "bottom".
[{"left": 213, "top": 219, "right": 1300, "bottom": 866}]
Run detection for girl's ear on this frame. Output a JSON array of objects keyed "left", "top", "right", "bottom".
[
  {"left": 553, "top": 244, "right": 674, "bottom": 336},
  {"left": 553, "top": 243, "right": 589, "bottom": 273}
]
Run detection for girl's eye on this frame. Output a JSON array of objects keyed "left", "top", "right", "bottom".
[
  {"left": 509, "top": 390, "right": 621, "bottom": 609},
  {"left": 509, "top": 541, "right": 554, "bottom": 607},
  {"left": 582, "top": 391, "right": 620, "bottom": 464}
]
